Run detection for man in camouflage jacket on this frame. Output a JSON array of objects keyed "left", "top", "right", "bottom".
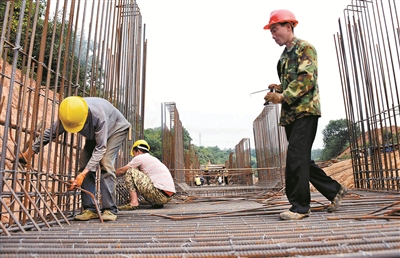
[{"left": 263, "top": 9, "right": 347, "bottom": 220}]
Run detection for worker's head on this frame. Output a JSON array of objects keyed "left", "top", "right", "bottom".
[
  {"left": 264, "top": 9, "right": 297, "bottom": 47},
  {"left": 59, "top": 96, "right": 88, "bottom": 133},
  {"left": 131, "top": 139, "right": 150, "bottom": 156},
  {"left": 263, "top": 9, "right": 298, "bottom": 30},
  {"left": 264, "top": 10, "right": 298, "bottom": 47}
]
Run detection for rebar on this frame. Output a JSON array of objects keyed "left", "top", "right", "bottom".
[
  {"left": 335, "top": 0, "right": 400, "bottom": 191},
  {"left": 1, "top": 0, "right": 144, "bottom": 234}
]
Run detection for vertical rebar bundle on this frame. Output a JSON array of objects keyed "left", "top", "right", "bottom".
[
  {"left": 253, "top": 105, "right": 286, "bottom": 188},
  {"left": 335, "top": 0, "right": 400, "bottom": 191},
  {"left": 162, "top": 102, "right": 186, "bottom": 183},
  {"left": 234, "top": 138, "right": 253, "bottom": 185}
]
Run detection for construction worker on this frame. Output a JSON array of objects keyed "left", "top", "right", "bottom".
[
  {"left": 116, "top": 140, "right": 176, "bottom": 210},
  {"left": 216, "top": 173, "right": 223, "bottom": 185},
  {"left": 204, "top": 165, "right": 210, "bottom": 185},
  {"left": 263, "top": 9, "right": 347, "bottom": 220},
  {"left": 194, "top": 175, "right": 202, "bottom": 186},
  {"left": 19, "top": 96, "right": 131, "bottom": 222},
  {"left": 223, "top": 166, "right": 229, "bottom": 186}
]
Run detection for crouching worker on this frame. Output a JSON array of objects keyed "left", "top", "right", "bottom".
[
  {"left": 194, "top": 175, "right": 202, "bottom": 186},
  {"left": 116, "top": 140, "right": 176, "bottom": 210}
]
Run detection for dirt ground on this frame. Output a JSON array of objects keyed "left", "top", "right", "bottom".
[
  {"left": 313, "top": 148, "right": 400, "bottom": 191},
  {"left": 313, "top": 158, "right": 354, "bottom": 191}
]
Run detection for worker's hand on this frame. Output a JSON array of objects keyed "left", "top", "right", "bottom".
[
  {"left": 264, "top": 92, "right": 284, "bottom": 104},
  {"left": 268, "top": 84, "right": 282, "bottom": 93},
  {"left": 67, "top": 173, "right": 86, "bottom": 190},
  {"left": 17, "top": 149, "right": 36, "bottom": 164}
]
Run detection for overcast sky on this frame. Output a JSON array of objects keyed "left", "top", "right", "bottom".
[{"left": 137, "top": 0, "right": 351, "bottom": 150}]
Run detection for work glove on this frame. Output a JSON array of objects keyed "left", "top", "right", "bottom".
[
  {"left": 268, "top": 83, "right": 282, "bottom": 93},
  {"left": 68, "top": 173, "right": 86, "bottom": 190},
  {"left": 264, "top": 92, "right": 284, "bottom": 105},
  {"left": 18, "top": 149, "right": 36, "bottom": 164}
]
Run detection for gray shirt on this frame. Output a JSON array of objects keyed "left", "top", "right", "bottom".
[{"left": 32, "top": 97, "right": 131, "bottom": 171}]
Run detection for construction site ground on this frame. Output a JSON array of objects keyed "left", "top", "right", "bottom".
[{"left": 1, "top": 181, "right": 399, "bottom": 257}]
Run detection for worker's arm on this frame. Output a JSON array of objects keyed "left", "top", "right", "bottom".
[
  {"left": 116, "top": 164, "right": 131, "bottom": 177},
  {"left": 68, "top": 169, "right": 91, "bottom": 190}
]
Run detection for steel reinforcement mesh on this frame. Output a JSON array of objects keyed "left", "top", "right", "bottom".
[
  {"left": 335, "top": 0, "right": 400, "bottom": 191},
  {"left": 0, "top": 0, "right": 145, "bottom": 234},
  {"left": 253, "top": 105, "right": 286, "bottom": 188}
]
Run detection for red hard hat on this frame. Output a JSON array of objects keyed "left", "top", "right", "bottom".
[{"left": 263, "top": 9, "right": 298, "bottom": 30}]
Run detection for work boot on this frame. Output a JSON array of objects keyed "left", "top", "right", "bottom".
[
  {"left": 327, "top": 185, "right": 348, "bottom": 213},
  {"left": 74, "top": 209, "right": 99, "bottom": 221},
  {"left": 279, "top": 210, "right": 310, "bottom": 220},
  {"left": 102, "top": 210, "right": 117, "bottom": 221},
  {"left": 118, "top": 203, "right": 140, "bottom": 211}
]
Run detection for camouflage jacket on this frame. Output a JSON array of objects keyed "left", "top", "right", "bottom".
[{"left": 276, "top": 37, "right": 321, "bottom": 126}]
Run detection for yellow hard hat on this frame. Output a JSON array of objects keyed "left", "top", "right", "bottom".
[
  {"left": 59, "top": 96, "right": 88, "bottom": 133},
  {"left": 130, "top": 139, "right": 150, "bottom": 156}
]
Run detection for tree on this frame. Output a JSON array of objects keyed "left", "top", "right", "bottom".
[
  {"left": 311, "top": 148, "right": 323, "bottom": 161},
  {"left": 144, "top": 127, "right": 162, "bottom": 160},
  {"left": 194, "top": 145, "right": 233, "bottom": 165},
  {"left": 1, "top": 0, "right": 94, "bottom": 94},
  {"left": 143, "top": 126, "right": 255, "bottom": 167},
  {"left": 320, "top": 119, "right": 350, "bottom": 160},
  {"left": 144, "top": 127, "right": 193, "bottom": 161},
  {"left": 183, "top": 127, "right": 192, "bottom": 149}
]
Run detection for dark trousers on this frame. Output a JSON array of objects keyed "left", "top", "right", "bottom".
[
  {"left": 80, "top": 129, "right": 128, "bottom": 214},
  {"left": 284, "top": 116, "right": 341, "bottom": 214}
]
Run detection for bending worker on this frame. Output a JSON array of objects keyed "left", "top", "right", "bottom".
[
  {"left": 263, "top": 9, "right": 347, "bottom": 220},
  {"left": 19, "top": 96, "right": 131, "bottom": 222},
  {"left": 116, "top": 140, "right": 176, "bottom": 210}
]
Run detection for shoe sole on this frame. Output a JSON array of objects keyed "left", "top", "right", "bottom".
[
  {"left": 279, "top": 213, "right": 309, "bottom": 220},
  {"left": 74, "top": 215, "right": 99, "bottom": 221},
  {"left": 102, "top": 216, "right": 117, "bottom": 221}
]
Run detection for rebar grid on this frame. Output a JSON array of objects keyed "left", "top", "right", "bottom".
[
  {"left": 335, "top": 0, "right": 400, "bottom": 191},
  {"left": 162, "top": 102, "right": 187, "bottom": 184},
  {"left": 253, "top": 105, "right": 286, "bottom": 188},
  {"left": 0, "top": 0, "right": 145, "bottom": 235},
  {"left": 0, "top": 190, "right": 398, "bottom": 257},
  {"left": 233, "top": 138, "right": 253, "bottom": 186}
]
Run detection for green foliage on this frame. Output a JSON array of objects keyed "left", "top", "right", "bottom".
[
  {"left": 1, "top": 1, "right": 95, "bottom": 95},
  {"left": 143, "top": 127, "right": 246, "bottom": 166},
  {"left": 250, "top": 149, "right": 257, "bottom": 168},
  {"left": 144, "top": 127, "right": 162, "bottom": 160},
  {"left": 320, "top": 119, "right": 351, "bottom": 160},
  {"left": 311, "top": 148, "right": 323, "bottom": 161},
  {"left": 144, "top": 127, "right": 194, "bottom": 161},
  {"left": 183, "top": 127, "right": 193, "bottom": 149},
  {"left": 194, "top": 145, "right": 233, "bottom": 165},
  {"left": 382, "top": 128, "right": 397, "bottom": 144}
]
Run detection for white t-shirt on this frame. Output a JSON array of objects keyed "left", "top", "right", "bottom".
[{"left": 128, "top": 153, "right": 176, "bottom": 193}]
